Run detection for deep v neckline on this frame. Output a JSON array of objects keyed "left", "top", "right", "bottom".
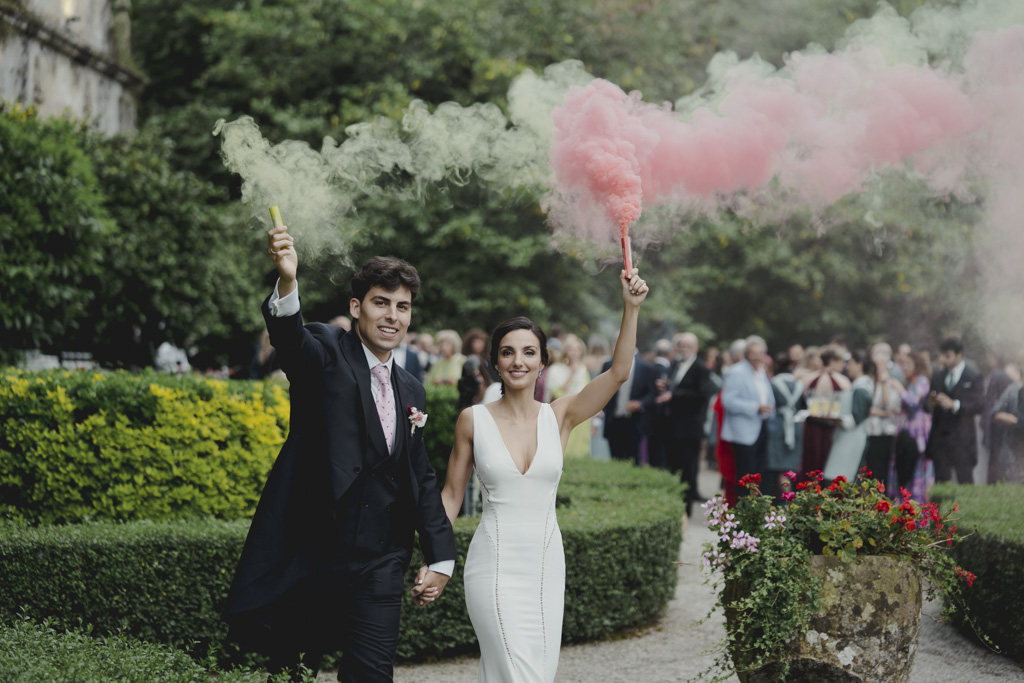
[{"left": 483, "top": 403, "right": 542, "bottom": 476}]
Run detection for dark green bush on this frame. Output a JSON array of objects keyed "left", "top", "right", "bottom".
[
  {"left": 930, "top": 482, "right": 1024, "bottom": 661},
  {"left": 0, "top": 619, "right": 265, "bottom": 682},
  {"left": 422, "top": 383, "right": 460, "bottom": 481},
  {"left": 0, "top": 102, "right": 111, "bottom": 366},
  {"left": 0, "top": 460, "right": 683, "bottom": 664},
  {"left": 0, "top": 369, "right": 288, "bottom": 523}
]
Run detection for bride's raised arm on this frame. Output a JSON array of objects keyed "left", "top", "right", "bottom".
[{"left": 553, "top": 268, "right": 649, "bottom": 430}]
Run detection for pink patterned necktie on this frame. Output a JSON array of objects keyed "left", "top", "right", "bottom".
[{"left": 371, "top": 364, "right": 395, "bottom": 453}]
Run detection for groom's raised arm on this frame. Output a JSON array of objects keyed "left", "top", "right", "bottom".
[{"left": 262, "top": 223, "right": 333, "bottom": 376}]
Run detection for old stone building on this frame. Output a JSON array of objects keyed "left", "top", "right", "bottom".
[{"left": 0, "top": 0, "right": 143, "bottom": 134}]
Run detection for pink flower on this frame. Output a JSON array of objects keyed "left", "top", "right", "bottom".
[
  {"left": 784, "top": 470, "right": 797, "bottom": 480},
  {"left": 781, "top": 491, "right": 795, "bottom": 501}
]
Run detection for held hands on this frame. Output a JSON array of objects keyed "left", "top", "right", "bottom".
[
  {"left": 411, "top": 564, "right": 450, "bottom": 607},
  {"left": 267, "top": 225, "right": 297, "bottom": 282},
  {"left": 621, "top": 268, "right": 649, "bottom": 307},
  {"left": 933, "top": 392, "right": 956, "bottom": 411}
]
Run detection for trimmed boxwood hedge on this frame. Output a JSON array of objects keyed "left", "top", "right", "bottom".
[
  {"left": 0, "top": 370, "right": 463, "bottom": 523},
  {"left": 0, "top": 619, "right": 269, "bottom": 682},
  {"left": 0, "top": 459, "right": 683, "bottom": 665},
  {"left": 0, "top": 368, "right": 289, "bottom": 523},
  {"left": 930, "top": 482, "right": 1024, "bottom": 661}
]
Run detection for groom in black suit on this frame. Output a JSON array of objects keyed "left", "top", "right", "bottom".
[
  {"left": 224, "top": 224, "right": 457, "bottom": 681},
  {"left": 927, "top": 336, "right": 983, "bottom": 484}
]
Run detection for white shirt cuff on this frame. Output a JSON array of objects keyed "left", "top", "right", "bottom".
[
  {"left": 952, "top": 399, "right": 961, "bottom": 414},
  {"left": 427, "top": 559, "right": 455, "bottom": 577},
  {"left": 269, "top": 279, "right": 300, "bottom": 317}
]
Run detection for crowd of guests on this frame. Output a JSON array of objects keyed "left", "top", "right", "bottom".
[
  {"left": 250, "top": 315, "right": 1024, "bottom": 511},
  {"left": 626, "top": 333, "right": 1024, "bottom": 513}
]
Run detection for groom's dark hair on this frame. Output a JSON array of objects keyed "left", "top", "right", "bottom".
[{"left": 351, "top": 256, "right": 421, "bottom": 302}]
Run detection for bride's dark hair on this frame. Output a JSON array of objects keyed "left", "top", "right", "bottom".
[{"left": 490, "top": 317, "right": 549, "bottom": 395}]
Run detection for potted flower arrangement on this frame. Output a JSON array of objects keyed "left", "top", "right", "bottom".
[{"left": 698, "top": 468, "right": 979, "bottom": 683}]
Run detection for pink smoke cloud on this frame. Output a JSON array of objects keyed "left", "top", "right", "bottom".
[{"left": 548, "top": 32, "right": 995, "bottom": 242}]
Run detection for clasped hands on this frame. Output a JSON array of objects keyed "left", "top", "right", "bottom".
[{"left": 410, "top": 564, "right": 449, "bottom": 606}]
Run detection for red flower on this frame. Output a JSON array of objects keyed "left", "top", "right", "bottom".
[
  {"left": 875, "top": 500, "right": 891, "bottom": 512},
  {"left": 859, "top": 466, "right": 873, "bottom": 478},
  {"left": 796, "top": 482, "right": 809, "bottom": 491},
  {"left": 906, "top": 521, "right": 916, "bottom": 531},
  {"left": 877, "top": 481, "right": 885, "bottom": 493},
  {"left": 739, "top": 473, "right": 762, "bottom": 487},
  {"left": 955, "top": 567, "right": 976, "bottom": 587}
]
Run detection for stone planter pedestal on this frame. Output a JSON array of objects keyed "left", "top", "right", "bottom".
[{"left": 731, "top": 555, "right": 922, "bottom": 683}]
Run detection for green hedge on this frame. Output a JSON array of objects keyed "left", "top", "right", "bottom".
[
  {"left": 930, "top": 482, "right": 1024, "bottom": 661},
  {"left": 0, "top": 370, "right": 461, "bottom": 523},
  {"left": 0, "top": 369, "right": 289, "bottom": 523},
  {"left": 0, "top": 459, "right": 683, "bottom": 665},
  {"left": 0, "top": 619, "right": 268, "bottom": 683}
]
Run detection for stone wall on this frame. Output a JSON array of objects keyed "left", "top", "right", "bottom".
[{"left": 0, "top": 0, "right": 142, "bottom": 134}]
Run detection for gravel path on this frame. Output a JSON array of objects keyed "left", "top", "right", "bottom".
[{"left": 319, "top": 466, "right": 1023, "bottom": 682}]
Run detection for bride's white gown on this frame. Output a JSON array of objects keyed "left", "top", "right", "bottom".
[{"left": 465, "top": 403, "right": 565, "bottom": 683}]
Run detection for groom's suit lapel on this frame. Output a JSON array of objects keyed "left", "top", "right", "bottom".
[{"left": 341, "top": 332, "right": 390, "bottom": 460}]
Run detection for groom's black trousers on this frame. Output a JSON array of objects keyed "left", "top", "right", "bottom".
[{"left": 269, "top": 545, "right": 410, "bottom": 683}]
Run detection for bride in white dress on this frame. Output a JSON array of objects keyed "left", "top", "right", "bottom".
[{"left": 430, "top": 268, "right": 649, "bottom": 682}]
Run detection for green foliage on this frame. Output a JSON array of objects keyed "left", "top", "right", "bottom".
[
  {"left": 0, "top": 103, "right": 112, "bottom": 365},
  {"left": 423, "top": 383, "right": 459, "bottom": 481},
  {"left": 644, "top": 185, "right": 979, "bottom": 350},
  {"left": 930, "top": 483, "right": 1024, "bottom": 661},
  {"left": 126, "top": 0, "right": 960, "bottom": 354},
  {"left": 0, "top": 102, "right": 265, "bottom": 368},
  {"left": 80, "top": 130, "right": 265, "bottom": 368},
  {"left": 0, "top": 518, "right": 250, "bottom": 662},
  {"left": 0, "top": 369, "right": 288, "bottom": 523},
  {"left": 0, "top": 619, "right": 265, "bottom": 683},
  {"left": 0, "top": 460, "right": 683, "bottom": 665}
]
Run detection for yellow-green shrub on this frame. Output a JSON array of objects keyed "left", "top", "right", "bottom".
[{"left": 0, "top": 369, "right": 288, "bottom": 523}]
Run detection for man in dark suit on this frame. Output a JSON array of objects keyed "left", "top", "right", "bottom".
[
  {"left": 647, "top": 339, "right": 673, "bottom": 470},
  {"left": 602, "top": 347, "right": 658, "bottom": 465},
  {"left": 657, "top": 332, "right": 715, "bottom": 515},
  {"left": 224, "top": 224, "right": 457, "bottom": 681},
  {"left": 927, "top": 336, "right": 984, "bottom": 484}
]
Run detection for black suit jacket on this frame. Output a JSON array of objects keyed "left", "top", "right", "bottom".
[
  {"left": 224, "top": 298, "right": 456, "bottom": 628},
  {"left": 601, "top": 355, "right": 658, "bottom": 438},
  {"left": 665, "top": 358, "right": 715, "bottom": 441},
  {"left": 927, "top": 363, "right": 984, "bottom": 460}
]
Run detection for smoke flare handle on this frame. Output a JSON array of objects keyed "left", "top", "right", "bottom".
[
  {"left": 622, "top": 235, "right": 633, "bottom": 275},
  {"left": 269, "top": 206, "right": 284, "bottom": 229}
]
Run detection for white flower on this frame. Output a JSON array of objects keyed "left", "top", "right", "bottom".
[{"left": 407, "top": 406, "right": 428, "bottom": 436}]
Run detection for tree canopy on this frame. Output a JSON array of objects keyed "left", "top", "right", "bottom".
[{"left": 4, "top": 0, "right": 980, "bottom": 368}]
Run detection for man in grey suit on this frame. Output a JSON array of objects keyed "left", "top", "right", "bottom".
[{"left": 720, "top": 336, "right": 775, "bottom": 495}]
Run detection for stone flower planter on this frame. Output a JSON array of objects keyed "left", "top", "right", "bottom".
[{"left": 729, "top": 555, "right": 922, "bottom": 683}]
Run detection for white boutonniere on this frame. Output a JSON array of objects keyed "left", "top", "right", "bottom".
[{"left": 408, "top": 405, "right": 428, "bottom": 436}]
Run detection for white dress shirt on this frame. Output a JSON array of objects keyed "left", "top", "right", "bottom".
[
  {"left": 946, "top": 360, "right": 965, "bottom": 414},
  {"left": 269, "top": 280, "right": 454, "bottom": 577}
]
